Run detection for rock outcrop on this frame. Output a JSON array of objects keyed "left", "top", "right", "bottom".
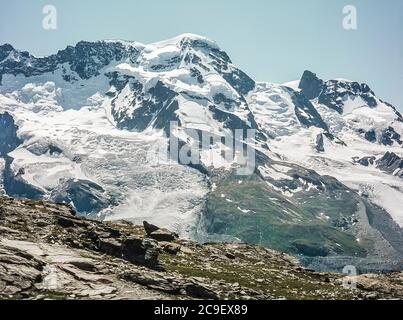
[
  {"left": 354, "top": 152, "right": 403, "bottom": 178},
  {"left": 0, "top": 197, "right": 402, "bottom": 300}
]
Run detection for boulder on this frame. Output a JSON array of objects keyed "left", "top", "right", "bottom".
[
  {"left": 159, "top": 242, "right": 181, "bottom": 255},
  {"left": 143, "top": 238, "right": 163, "bottom": 270},
  {"left": 143, "top": 221, "right": 160, "bottom": 235},
  {"left": 184, "top": 282, "right": 219, "bottom": 300},
  {"left": 149, "top": 229, "right": 178, "bottom": 242}
]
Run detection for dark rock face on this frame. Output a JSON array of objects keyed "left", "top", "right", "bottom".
[
  {"left": 0, "top": 112, "right": 44, "bottom": 199},
  {"left": 380, "top": 127, "right": 402, "bottom": 146},
  {"left": 213, "top": 93, "right": 240, "bottom": 111},
  {"left": 298, "top": 71, "right": 402, "bottom": 123},
  {"left": 149, "top": 229, "right": 178, "bottom": 242},
  {"left": 143, "top": 221, "right": 179, "bottom": 242},
  {"left": 110, "top": 80, "right": 179, "bottom": 134},
  {"left": 290, "top": 91, "right": 330, "bottom": 132},
  {"left": 318, "top": 80, "right": 377, "bottom": 114},
  {"left": 143, "top": 221, "right": 160, "bottom": 235},
  {"left": 184, "top": 282, "right": 219, "bottom": 300},
  {"left": 25, "top": 141, "right": 63, "bottom": 156},
  {"left": 298, "top": 70, "right": 324, "bottom": 100},
  {"left": 221, "top": 68, "right": 255, "bottom": 96},
  {"left": 376, "top": 152, "right": 403, "bottom": 177},
  {"left": 50, "top": 178, "right": 110, "bottom": 214},
  {"left": 2, "top": 156, "right": 45, "bottom": 200},
  {"left": 0, "top": 112, "right": 22, "bottom": 156},
  {"left": 209, "top": 104, "right": 259, "bottom": 134},
  {"left": 357, "top": 156, "right": 376, "bottom": 167},
  {"left": 315, "top": 133, "right": 325, "bottom": 152},
  {"left": 365, "top": 130, "right": 377, "bottom": 143},
  {"left": 358, "top": 127, "right": 401, "bottom": 147},
  {"left": 0, "top": 41, "right": 141, "bottom": 84},
  {"left": 0, "top": 44, "right": 14, "bottom": 61},
  {"left": 355, "top": 152, "right": 403, "bottom": 178}
]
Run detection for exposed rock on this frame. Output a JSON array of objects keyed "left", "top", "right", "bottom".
[
  {"left": 376, "top": 152, "right": 403, "bottom": 177},
  {"left": 50, "top": 178, "right": 110, "bottom": 214},
  {"left": 143, "top": 221, "right": 160, "bottom": 235},
  {"left": 317, "top": 78, "right": 378, "bottom": 114},
  {"left": 0, "top": 197, "right": 402, "bottom": 300},
  {"left": 159, "top": 242, "right": 181, "bottom": 255},
  {"left": 355, "top": 152, "right": 403, "bottom": 178},
  {"left": 290, "top": 91, "right": 330, "bottom": 132},
  {"left": 0, "top": 112, "right": 22, "bottom": 156},
  {"left": 225, "top": 252, "right": 236, "bottom": 260},
  {"left": 149, "top": 229, "right": 178, "bottom": 242},
  {"left": 380, "top": 127, "right": 402, "bottom": 146},
  {"left": 298, "top": 70, "right": 324, "bottom": 100},
  {"left": 364, "top": 130, "right": 377, "bottom": 143},
  {"left": 184, "top": 282, "right": 219, "bottom": 300},
  {"left": 356, "top": 156, "right": 376, "bottom": 167},
  {"left": 315, "top": 133, "right": 325, "bottom": 152}
]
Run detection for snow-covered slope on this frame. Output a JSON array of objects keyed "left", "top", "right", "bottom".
[
  {"left": 1, "top": 35, "right": 402, "bottom": 271},
  {"left": 275, "top": 71, "right": 403, "bottom": 226}
]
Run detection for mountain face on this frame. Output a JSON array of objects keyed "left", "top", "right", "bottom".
[{"left": 0, "top": 34, "right": 402, "bottom": 272}]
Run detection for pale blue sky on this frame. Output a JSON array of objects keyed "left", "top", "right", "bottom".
[{"left": 1, "top": 0, "right": 402, "bottom": 110}]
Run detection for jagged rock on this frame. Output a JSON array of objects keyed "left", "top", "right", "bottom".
[
  {"left": 316, "top": 78, "right": 378, "bottom": 114},
  {"left": 50, "top": 178, "right": 110, "bottom": 214},
  {"left": 0, "top": 245, "right": 44, "bottom": 297},
  {"left": 291, "top": 91, "right": 330, "bottom": 132},
  {"left": 315, "top": 133, "right": 325, "bottom": 152},
  {"left": 1, "top": 197, "right": 402, "bottom": 300},
  {"left": 142, "top": 238, "right": 162, "bottom": 270},
  {"left": 159, "top": 242, "right": 181, "bottom": 255},
  {"left": 356, "top": 156, "right": 376, "bottom": 167},
  {"left": 380, "top": 127, "right": 402, "bottom": 146},
  {"left": 149, "top": 229, "right": 178, "bottom": 242},
  {"left": 184, "top": 282, "right": 219, "bottom": 300},
  {"left": 143, "top": 221, "right": 160, "bottom": 235},
  {"left": 0, "top": 112, "right": 22, "bottom": 156},
  {"left": 298, "top": 70, "right": 324, "bottom": 100},
  {"left": 376, "top": 152, "right": 403, "bottom": 177},
  {"left": 97, "top": 238, "right": 121, "bottom": 256},
  {"left": 224, "top": 252, "right": 236, "bottom": 260},
  {"left": 355, "top": 152, "right": 403, "bottom": 178},
  {"left": 120, "top": 269, "right": 181, "bottom": 294},
  {"left": 364, "top": 130, "right": 377, "bottom": 143}
]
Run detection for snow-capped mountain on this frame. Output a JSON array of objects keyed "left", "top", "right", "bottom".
[{"left": 1, "top": 34, "right": 402, "bottom": 272}]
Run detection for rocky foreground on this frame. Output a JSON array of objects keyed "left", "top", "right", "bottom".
[{"left": 0, "top": 197, "right": 402, "bottom": 300}]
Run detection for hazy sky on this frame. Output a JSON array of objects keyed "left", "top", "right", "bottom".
[{"left": 1, "top": 0, "right": 402, "bottom": 110}]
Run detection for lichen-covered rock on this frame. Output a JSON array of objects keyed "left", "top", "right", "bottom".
[{"left": 0, "top": 197, "right": 402, "bottom": 300}]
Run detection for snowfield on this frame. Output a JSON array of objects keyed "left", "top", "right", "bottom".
[
  {"left": 0, "top": 90, "right": 209, "bottom": 237},
  {"left": 0, "top": 33, "right": 402, "bottom": 238}
]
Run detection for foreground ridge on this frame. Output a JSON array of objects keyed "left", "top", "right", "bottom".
[{"left": 0, "top": 197, "right": 401, "bottom": 300}]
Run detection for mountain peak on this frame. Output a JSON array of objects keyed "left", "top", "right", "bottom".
[
  {"left": 0, "top": 43, "right": 15, "bottom": 52},
  {"left": 150, "top": 33, "right": 218, "bottom": 47},
  {"left": 298, "top": 70, "right": 324, "bottom": 99},
  {"left": 0, "top": 44, "right": 16, "bottom": 62}
]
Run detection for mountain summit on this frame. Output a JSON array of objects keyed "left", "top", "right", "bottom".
[{"left": 0, "top": 35, "right": 402, "bottom": 272}]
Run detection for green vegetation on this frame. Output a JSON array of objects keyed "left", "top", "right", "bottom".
[
  {"left": 204, "top": 173, "right": 366, "bottom": 257},
  {"left": 159, "top": 244, "right": 357, "bottom": 300}
]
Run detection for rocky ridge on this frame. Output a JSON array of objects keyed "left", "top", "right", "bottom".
[{"left": 0, "top": 197, "right": 402, "bottom": 300}]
